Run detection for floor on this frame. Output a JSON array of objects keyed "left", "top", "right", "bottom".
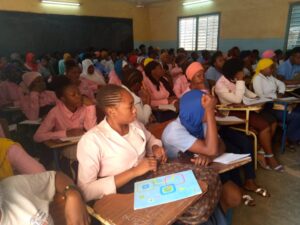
[{"left": 232, "top": 145, "right": 300, "bottom": 225}]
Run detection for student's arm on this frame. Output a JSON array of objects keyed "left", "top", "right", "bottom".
[
  {"left": 33, "top": 112, "right": 67, "bottom": 142},
  {"left": 207, "top": 79, "right": 216, "bottom": 89},
  {"left": 55, "top": 172, "right": 90, "bottom": 225},
  {"left": 274, "top": 77, "right": 286, "bottom": 94},
  {"left": 216, "top": 81, "right": 246, "bottom": 104},
  {"left": 20, "top": 92, "right": 40, "bottom": 120},
  {"left": 252, "top": 76, "right": 265, "bottom": 98},
  {"left": 7, "top": 144, "right": 45, "bottom": 174}
]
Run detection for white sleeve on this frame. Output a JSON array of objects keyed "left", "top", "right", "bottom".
[
  {"left": 274, "top": 77, "right": 286, "bottom": 94},
  {"left": 216, "top": 80, "right": 246, "bottom": 104},
  {"left": 253, "top": 76, "right": 265, "bottom": 98}
]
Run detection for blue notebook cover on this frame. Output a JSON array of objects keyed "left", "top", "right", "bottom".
[{"left": 134, "top": 170, "right": 202, "bottom": 210}]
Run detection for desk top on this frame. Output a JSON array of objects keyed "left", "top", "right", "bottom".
[
  {"left": 216, "top": 104, "right": 262, "bottom": 111},
  {"left": 93, "top": 180, "right": 208, "bottom": 225},
  {"left": 44, "top": 139, "right": 78, "bottom": 149},
  {"left": 210, "top": 157, "right": 252, "bottom": 174}
]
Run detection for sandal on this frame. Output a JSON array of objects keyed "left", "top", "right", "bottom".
[
  {"left": 257, "top": 150, "right": 271, "bottom": 170},
  {"left": 264, "top": 154, "right": 284, "bottom": 172},
  {"left": 244, "top": 187, "right": 270, "bottom": 197},
  {"left": 242, "top": 195, "right": 256, "bottom": 207}
]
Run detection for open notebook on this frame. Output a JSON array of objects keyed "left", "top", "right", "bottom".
[
  {"left": 134, "top": 170, "right": 202, "bottom": 210},
  {"left": 213, "top": 153, "right": 251, "bottom": 165}
]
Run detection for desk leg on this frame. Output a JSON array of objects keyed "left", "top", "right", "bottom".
[
  {"left": 53, "top": 150, "right": 61, "bottom": 170},
  {"left": 281, "top": 104, "right": 288, "bottom": 154}
]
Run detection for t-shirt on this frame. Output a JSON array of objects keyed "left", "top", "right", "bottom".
[
  {"left": 0, "top": 171, "right": 56, "bottom": 225},
  {"left": 161, "top": 118, "right": 197, "bottom": 158},
  {"left": 205, "top": 66, "right": 222, "bottom": 82},
  {"left": 277, "top": 59, "right": 300, "bottom": 80}
]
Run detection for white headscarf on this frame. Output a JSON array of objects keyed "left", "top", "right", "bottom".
[{"left": 81, "top": 59, "right": 106, "bottom": 85}]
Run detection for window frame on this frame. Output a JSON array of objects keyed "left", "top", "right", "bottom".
[
  {"left": 177, "top": 12, "right": 221, "bottom": 51},
  {"left": 284, "top": 2, "right": 300, "bottom": 50}
]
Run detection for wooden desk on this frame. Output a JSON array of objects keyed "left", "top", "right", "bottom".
[
  {"left": 210, "top": 157, "right": 252, "bottom": 174},
  {"left": 93, "top": 180, "right": 208, "bottom": 225}
]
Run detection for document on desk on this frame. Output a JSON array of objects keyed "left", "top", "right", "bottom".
[
  {"left": 242, "top": 96, "right": 271, "bottom": 105},
  {"left": 60, "top": 136, "right": 82, "bottom": 143},
  {"left": 215, "top": 116, "right": 244, "bottom": 122},
  {"left": 19, "top": 118, "right": 42, "bottom": 125},
  {"left": 134, "top": 170, "right": 202, "bottom": 210},
  {"left": 276, "top": 97, "right": 298, "bottom": 101},
  {"left": 213, "top": 153, "right": 251, "bottom": 164},
  {"left": 158, "top": 104, "right": 177, "bottom": 112}
]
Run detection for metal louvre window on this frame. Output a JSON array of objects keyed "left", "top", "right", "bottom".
[
  {"left": 287, "top": 4, "right": 300, "bottom": 50},
  {"left": 178, "top": 13, "right": 219, "bottom": 51}
]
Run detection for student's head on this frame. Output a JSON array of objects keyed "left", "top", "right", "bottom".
[
  {"left": 185, "top": 62, "right": 204, "bottom": 85},
  {"left": 52, "top": 76, "right": 82, "bottom": 109},
  {"left": 3, "top": 65, "right": 22, "bottom": 84},
  {"left": 0, "top": 56, "right": 7, "bottom": 70},
  {"left": 290, "top": 47, "right": 300, "bottom": 65},
  {"left": 228, "top": 46, "right": 240, "bottom": 58},
  {"left": 275, "top": 49, "right": 283, "bottom": 60},
  {"left": 211, "top": 51, "right": 225, "bottom": 69},
  {"left": 261, "top": 50, "right": 276, "bottom": 61},
  {"left": 40, "top": 56, "right": 49, "bottom": 67},
  {"left": 160, "top": 52, "right": 170, "bottom": 64},
  {"left": 82, "top": 59, "right": 94, "bottom": 75},
  {"left": 25, "top": 52, "right": 36, "bottom": 64},
  {"left": 123, "top": 68, "right": 143, "bottom": 95},
  {"left": 63, "top": 53, "right": 71, "bottom": 61},
  {"left": 240, "top": 50, "right": 252, "bottom": 66},
  {"left": 139, "top": 44, "right": 146, "bottom": 54},
  {"left": 201, "top": 50, "right": 211, "bottom": 61},
  {"left": 65, "top": 59, "right": 81, "bottom": 83},
  {"left": 144, "top": 60, "right": 164, "bottom": 81},
  {"left": 191, "top": 52, "right": 199, "bottom": 61},
  {"left": 96, "top": 85, "right": 136, "bottom": 124},
  {"left": 222, "top": 58, "right": 244, "bottom": 82},
  {"left": 179, "top": 89, "right": 205, "bottom": 139},
  {"left": 22, "top": 72, "right": 46, "bottom": 92},
  {"left": 255, "top": 58, "right": 274, "bottom": 77},
  {"left": 252, "top": 49, "right": 259, "bottom": 59}
]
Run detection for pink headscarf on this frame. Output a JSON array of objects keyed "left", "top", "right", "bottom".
[
  {"left": 22, "top": 72, "right": 41, "bottom": 88},
  {"left": 262, "top": 50, "right": 275, "bottom": 59},
  {"left": 185, "top": 62, "right": 204, "bottom": 81}
]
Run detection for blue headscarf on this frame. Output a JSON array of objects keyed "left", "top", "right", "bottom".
[{"left": 179, "top": 89, "right": 205, "bottom": 139}]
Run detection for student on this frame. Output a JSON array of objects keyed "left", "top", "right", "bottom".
[
  {"left": 108, "top": 60, "right": 123, "bottom": 86},
  {"left": 253, "top": 59, "right": 300, "bottom": 145},
  {"left": 122, "top": 68, "right": 153, "bottom": 125},
  {"left": 65, "top": 59, "right": 95, "bottom": 101},
  {"left": 205, "top": 51, "right": 225, "bottom": 88},
  {"left": 100, "top": 50, "right": 114, "bottom": 73},
  {"left": 0, "top": 171, "right": 90, "bottom": 225},
  {"left": 0, "top": 138, "right": 45, "bottom": 180},
  {"left": 20, "top": 72, "right": 57, "bottom": 120},
  {"left": 34, "top": 76, "right": 97, "bottom": 160},
  {"left": 24, "top": 52, "right": 38, "bottom": 72},
  {"left": 58, "top": 53, "right": 71, "bottom": 75},
  {"left": 277, "top": 47, "right": 300, "bottom": 84},
  {"left": 143, "top": 61, "right": 178, "bottom": 122},
  {"left": 171, "top": 66, "right": 190, "bottom": 98},
  {"left": 185, "top": 62, "right": 207, "bottom": 93},
  {"left": 38, "top": 56, "right": 52, "bottom": 79},
  {"left": 215, "top": 58, "right": 283, "bottom": 171},
  {"left": 81, "top": 59, "right": 106, "bottom": 87},
  {"left": 77, "top": 85, "right": 166, "bottom": 201},
  {"left": 162, "top": 90, "right": 242, "bottom": 212}
]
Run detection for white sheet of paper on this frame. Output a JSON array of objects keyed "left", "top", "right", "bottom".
[
  {"left": 242, "top": 96, "right": 271, "bottom": 105},
  {"left": 213, "top": 153, "right": 251, "bottom": 164},
  {"left": 215, "top": 116, "right": 244, "bottom": 122},
  {"left": 158, "top": 104, "right": 177, "bottom": 112},
  {"left": 19, "top": 118, "right": 42, "bottom": 125},
  {"left": 276, "top": 97, "right": 298, "bottom": 101},
  {"left": 60, "top": 136, "right": 82, "bottom": 143}
]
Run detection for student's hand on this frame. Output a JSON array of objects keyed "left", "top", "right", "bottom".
[
  {"left": 65, "top": 190, "right": 91, "bottom": 225},
  {"left": 191, "top": 155, "right": 211, "bottom": 166},
  {"left": 67, "top": 128, "right": 85, "bottom": 137},
  {"left": 201, "top": 94, "right": 216, "bottom": 111},
  {"left": 82, "top": 96, "right": 94, "bottom": 106},
  {"left": 235, "top": 71, "right": 245, "bottom": 81},
  {"left": 133, "top": 158, "right": 157, "bottom": 176},
  {"left": 152, "top": 145, "right": 168, "bottom": 163},
  {"left": 168, "top": 96, "right": 178, "bottom": 104}
]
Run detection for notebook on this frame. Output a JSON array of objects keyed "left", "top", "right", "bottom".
[
  {"left": 213, "top": 153, "right": 251, "bottom": 164},
  {"left": 134, "top": 170, "right": 202, "bottom": 210},
  {"left": 59, "top": 136, "right": 82, "bottom": 143},
  {"left": 242, "top": 96, "right": 271, "bottom": 105}
]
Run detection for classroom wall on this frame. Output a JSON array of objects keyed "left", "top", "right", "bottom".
[
  {"left": 0, "top": 0, "right": 150, "bottom": 48},
  {"left": 146, "top": 0, "right": 300, "bottom": 52}
]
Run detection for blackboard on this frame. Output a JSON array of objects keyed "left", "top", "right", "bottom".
[{"left": 0, "top": 10, "right": 133, "bottom": 56}]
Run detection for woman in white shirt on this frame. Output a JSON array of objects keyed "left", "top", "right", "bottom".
[
  {"left": 77, "top": 84, "right": 166, "bottom": 201},
  {"left": 253, "top": 58, "right": 300, "bottom": 146},
  {"left": 215, "top": 58, "right": 283, "bottom": 172}
]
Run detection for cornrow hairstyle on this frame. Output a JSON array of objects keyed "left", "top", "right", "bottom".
[
  {"left": 65, "top": 59, "right": 78, "bottom": 72},
  {"left": 144, "top": 60, "right": 161, "bottom": 91},
  {"left": 96, "top": 84, "right": 125, "bottom": 111},
  {"left": 123, "top": 68, "right": 143, "bottom": 88},
  {"left": 51, "top": 76, "right": 73, "bottom": 99}
]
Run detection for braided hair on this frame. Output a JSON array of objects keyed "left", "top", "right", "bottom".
[{"left": 96, "top": 84, "right": 125, "bottom": 111}]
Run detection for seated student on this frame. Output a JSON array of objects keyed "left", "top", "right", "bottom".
[
  {"left": 205, "top": 51, "right": 225, "bottom": 88},
  {"left": 0, "top": 65, "right": 23, "bottom": 107},
  {"left": 108, "top": 60, "right": 123, "bottom": 86},
  {"left": 162, "top": 90, "right": 244, "bottom": 211},
  {"left": 77, "top": 85, "right": 166, "bottom": 201},
  {"left": 0, "top": 171, "right": 90, "bottom": 225},
  {"left": 122, "top": 68, "right": 153, "bottom": 125},
  {"left": 215, "top": 58, "right": 283, "bottom": 171},
  {"left": 34, "top": 76, "right": 97, "bottom": 161},
  {"left": 81, "top": 59, "right": 106, "bottom": 88},
  {"left": 0, "top": 138, "right": 45, "bottom": 180},
  {"left": 100, "top": 50, "right": 115, "bottom": 73},
  {"left": 38, "top": 55, "right": 52, "bottom": 80},
  {"left": 20, "top": 72, "right": 57, "bottom": 120},
  {"left": 24, "top": 52, "right": 38, "bottom": 72},
  {"left": 58, "top": 53, "right": 71, "bottom": 75},
  {"left": 143, "top": 60, "right": 178, "bottom": 122},
  {"left": 253, "top": 58, "right": 300, "bottom": 145},
  {"left": 65, "top": 59, "right": 95, "bottom": 101},
  {"left": 277, "top": 47, "right": 300, "bottom": 84},
  {"left": 185, "top": 62, "right": 208, "bottom": 93}
]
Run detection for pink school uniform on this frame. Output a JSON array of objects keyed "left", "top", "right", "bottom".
[
  {"left": 171, "top": 67, "right": 190, "bottom": 98},
  {"left": 0, "top": 81, "right": 23, "bottom": 107},
  {"left": 33, "top": 100, "right": 97, "bottom": 143},
  {"left": 108, "top": 70, "right": 122, "bottom": 86},
  {"left": 78, "top": 77, "right": 96, "bottom": 101}
]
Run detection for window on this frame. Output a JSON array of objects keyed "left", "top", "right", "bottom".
[
  {"left": 286, "top": 3, "right": 300, "bottom": 50},
  {"left": 178, "top": 13, "right": 220, "bottom": 51}
]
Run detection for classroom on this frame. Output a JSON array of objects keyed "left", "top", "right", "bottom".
[{"left": 0, "top": 0, "right": 300, "bottom": 225}]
